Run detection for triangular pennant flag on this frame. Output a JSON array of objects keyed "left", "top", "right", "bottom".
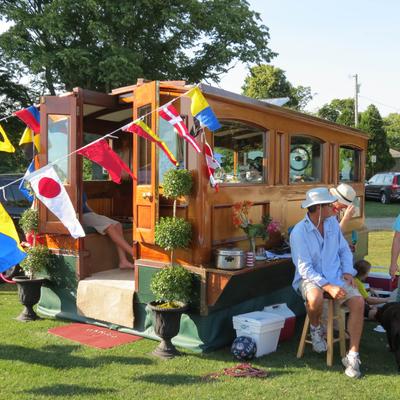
[
  {"left": 123, "top": 120, "right": 178, "bottom": 166},
  {"left": 78, "top": 139, "right": 136, "bottom": 184},
  {"left": 187, "top": 87, "right": 221, "bottom": 131},
  {"left": 14, "top": 105, "right": 40, "bottom": 133},
  {"left": 0, "top": 203, "right": 26, "bottom": 273},
  {"left": 159, "top": 103, "right": 201, "bottom": 153},
  {"left": 19, "top": 159, "right": 35, "bottom": 202},
  {"left": 204, "top": 139, "right": 220, "bottom": 192},
  {"left": 26, "top": 166, "right": 85, "bottom": 239},
  {"left": 19, "top": 126, "right": 40, "bottom": 159},
  {"left": 0, "top": 124, "right": 15, "bottom": 153}
]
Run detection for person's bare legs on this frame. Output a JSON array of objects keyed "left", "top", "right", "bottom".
[
  {"left": 345, "top": 295, "right": 364, "bottom": 352},
  {"left": 105, "top": 223, "right": 135, "bottom": 269},
  {"left": 306, "top": 288, "right": 324, "bottom": 326}
]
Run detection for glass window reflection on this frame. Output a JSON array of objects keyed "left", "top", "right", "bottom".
[
  {"left": 48, "top": 115, "right": 70, "bottom": 183},
  {"left": 213, "top": 120, "right": 266, "bottom": 184}
]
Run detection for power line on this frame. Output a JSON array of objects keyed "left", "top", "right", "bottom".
[{"left": 358, "top": 95, "right": 400, "bottom": 113}]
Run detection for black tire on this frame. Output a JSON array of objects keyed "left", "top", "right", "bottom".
[{"left": 380, "top": 192, "right": 390, "bottom": 204}]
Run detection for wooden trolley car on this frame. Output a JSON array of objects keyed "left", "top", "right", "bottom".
[{"left": 37, "top": 80, "right": 368, "bottom": 351}]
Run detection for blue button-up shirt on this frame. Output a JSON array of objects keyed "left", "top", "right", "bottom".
[{"left": 290, "top": 214, "right": 355, "bottom": 291}]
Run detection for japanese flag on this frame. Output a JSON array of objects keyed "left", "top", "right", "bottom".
[{"left": 26, "top": 165, "right": 85, "bottom": 238}]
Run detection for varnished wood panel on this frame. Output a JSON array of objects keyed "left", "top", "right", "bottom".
[
  {"left": 207, "top": 274, "right": 231, "bottom": 306},
  {"left": 88, "top": 198, "right": 112, "bottom": 217},
  {"left": 212, "top": 202, "right": 268, "bottom": 245},
  {"left": 43, "top": 234, "right": 79, "bottom": 251},
  {"left": 137, "top": 205, "right": 152, "bottom": 229}
]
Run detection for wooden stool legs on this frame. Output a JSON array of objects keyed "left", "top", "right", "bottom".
[{"left": 296, "top": 299, "right": 347, "bottom": 366}]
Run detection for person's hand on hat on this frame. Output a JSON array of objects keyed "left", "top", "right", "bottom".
[{"left": 341, "top": 204, "right": 356, "bottom": 224}]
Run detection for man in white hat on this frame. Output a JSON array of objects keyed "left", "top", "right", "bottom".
[
  {"left": 330, "top": 183, "right": 357, "bottom": 232},
  {"left": 290, "top": 187, "right": 364, "bottom": 378}
]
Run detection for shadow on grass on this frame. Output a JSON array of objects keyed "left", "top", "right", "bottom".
[
  {"left": 132, "top": 373, "right": 205, "bottom": 386},
  {"left": 24, "top": 384, "right": 116, "bottom": 396},
  {"left": 187, "top": 320, "right": 400, "bottom": 377},
  {"left": 0, "top": 344, "right": 154, "bottom": 369}
]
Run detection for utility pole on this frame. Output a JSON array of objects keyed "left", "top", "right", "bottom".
[{"left": 353, "top": 74, "right": 359, "bottom": 127}]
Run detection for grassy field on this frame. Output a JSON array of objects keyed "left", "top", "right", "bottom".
[
  {"left": 365, "top": 231, "right": 393, "bottom": 270},
  {"left": 0, "top": 231, "right": 399, "bottom": 400},
  {"left": 365, "top": 200, "right": 399, "bottom": 218}
]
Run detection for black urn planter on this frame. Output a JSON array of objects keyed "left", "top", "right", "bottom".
[
  {"left": 12, "top": 276, "right": 46, "bottom": 322},
  {"left": 148, "top": 301, "right": 188, "bottom": 359}
]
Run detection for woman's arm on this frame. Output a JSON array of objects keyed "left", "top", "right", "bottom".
[{"left": 366, "top": 296, "right": 389, "bottom": 305}]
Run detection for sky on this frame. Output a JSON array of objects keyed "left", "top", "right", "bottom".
[{"left": 215, "top": 0, "right": 400, "bottom": 117}]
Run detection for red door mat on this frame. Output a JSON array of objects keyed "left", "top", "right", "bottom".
[{"left": 48, "top": 323, "right": 142, "bottom": 349}]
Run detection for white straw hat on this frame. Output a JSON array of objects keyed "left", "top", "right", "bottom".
[
  {"left": 330, "top": 183, "right": 356, "bottom": 206},
  {"left": 301, "top": 187, "right": 338, "bottom": 209}
]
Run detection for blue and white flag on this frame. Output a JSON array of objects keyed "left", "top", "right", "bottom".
[{"left": 19, "top": 160, "right": 35, "bottom": 202}]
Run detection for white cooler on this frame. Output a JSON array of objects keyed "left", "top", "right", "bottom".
[{"left": 232, "top": 311, "right": 285, "bottom": 357}]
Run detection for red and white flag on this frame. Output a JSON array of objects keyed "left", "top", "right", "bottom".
[
  {"left": 159, "top": 103, "right": 201, "bottom": 153},
  {"left": 26, "top": 166, "right": 85, "bottom": 238},
  {"left": 204, "top": 140, "right": 220, "bottom": 191}
]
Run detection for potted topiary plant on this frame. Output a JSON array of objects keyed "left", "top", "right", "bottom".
[
  {"left": 149, "top": 168, "right": 193, "bottom": 358},
  {"left": 13, "top": 208, "right": 52, "bottom": 321},
  {"left": 18, "top": 207, "right": 39, "bottom": 245}
]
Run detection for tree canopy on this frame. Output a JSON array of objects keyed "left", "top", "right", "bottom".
[
  {"left": 0, "top": 0, "right": 276, "bottom": 96},
  {"left": 359, "top": 104, "right": 394, "bottom": 177},
  {"left": 241, "top": 64, "right": 312, "bottom": 111},
  {"left": 383, "top": 113, "right": 400, "bottom": 151},
  {"left": 317, "top": 98, "right": 355, "bottom": 127}
]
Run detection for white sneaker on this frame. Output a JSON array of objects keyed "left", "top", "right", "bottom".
[
  {"left": 310, "top": 325, "right": 327, "bottom": 353},
  {"left": 342, "top": 354, "right": 362, "bottom": 378}
]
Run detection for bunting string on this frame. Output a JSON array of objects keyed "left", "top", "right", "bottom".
[{"left": 0, "top": 85, "right": 199, "bottom": 191}]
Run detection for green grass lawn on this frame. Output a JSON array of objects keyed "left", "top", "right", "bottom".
[
  {"left": 365, "top": 231, "right": 393, "bottom": 270},
  {"left": 365, "top": 200, "right": 399, "bottom": 218},
  {"left": 1, "top": 231, "right": 400, "bottom": 400}
]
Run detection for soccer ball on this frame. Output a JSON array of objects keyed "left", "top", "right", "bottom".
[{"left": 231, "top": 336, "right": 257, "bottom": 360}]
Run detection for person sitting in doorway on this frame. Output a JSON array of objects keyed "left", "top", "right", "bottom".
[
  {"left": 290, "top": 187, "right": 365, "bottom": 378},
  {"left": 82, "top": 192, "right": 136, "bottom": 269}
]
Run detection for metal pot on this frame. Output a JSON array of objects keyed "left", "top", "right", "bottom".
[{"left": 215, "top": 248, "right": 246, "bottom": 270}]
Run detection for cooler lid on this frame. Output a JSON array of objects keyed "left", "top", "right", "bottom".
[
  {"left": 233, "top": 311, "right": 285, "bottom": 326},
  {"left": 216, "top": 248, "right": 245, "bottom": 256}
]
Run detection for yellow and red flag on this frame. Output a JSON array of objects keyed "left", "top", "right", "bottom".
[{"left": 123, "top": 120, "right": 178, "bottom": 166}]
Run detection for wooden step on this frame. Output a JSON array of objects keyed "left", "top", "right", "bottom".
[{"left": 77, "top": 269, "right": 135, "bottom": 328}]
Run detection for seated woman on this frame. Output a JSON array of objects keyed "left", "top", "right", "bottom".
[{"left": 82, "top": 193, "right": 135, "bottom": 269}]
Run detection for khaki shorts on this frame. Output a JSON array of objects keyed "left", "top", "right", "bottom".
[
  {"left": 82, "top": 212, "right": 119, "bottom": 235},
  {"left": 299, "top": 279, "right": 362, "bottom": 305}
]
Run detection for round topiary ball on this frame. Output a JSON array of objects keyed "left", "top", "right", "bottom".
[
  {"left": 155, "top": 217, "right": 191, "bottom": 251},
  {"left": 162, "top": 168, "right": 193, "bottom": 199}
]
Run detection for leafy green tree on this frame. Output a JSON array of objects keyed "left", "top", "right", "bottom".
[
  {"left": 241, "top": 65, "right": 312, "bottom": 111},
  {"left": 0, "top": 53, "right": 36, "bottom": 173},
  {"left": 384, "top": 113, "right": 400, "bottom": 151},
  {"left": 359, "top": 104, "right": 394, "bottom": 178},
  {"left": 317, "top": 98, "right": 355, "bottom": 127},
  {"left": 0, "top": 0, "right": 276, "bottom": 95}
]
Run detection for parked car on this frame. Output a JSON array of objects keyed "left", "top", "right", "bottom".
[
  {"left": 0, "top": 173, "right": 30, "bottom": 281},
  {"left": 365, "top": 172, "right": 400, "bottom": 204}
]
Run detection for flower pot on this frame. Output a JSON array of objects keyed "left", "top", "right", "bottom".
[
  {"left": 148, "top": 301, "right": 188, "bottom": 359},
  {"left": 12, "top": 276, "right": 46, "bottom": 322}
]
